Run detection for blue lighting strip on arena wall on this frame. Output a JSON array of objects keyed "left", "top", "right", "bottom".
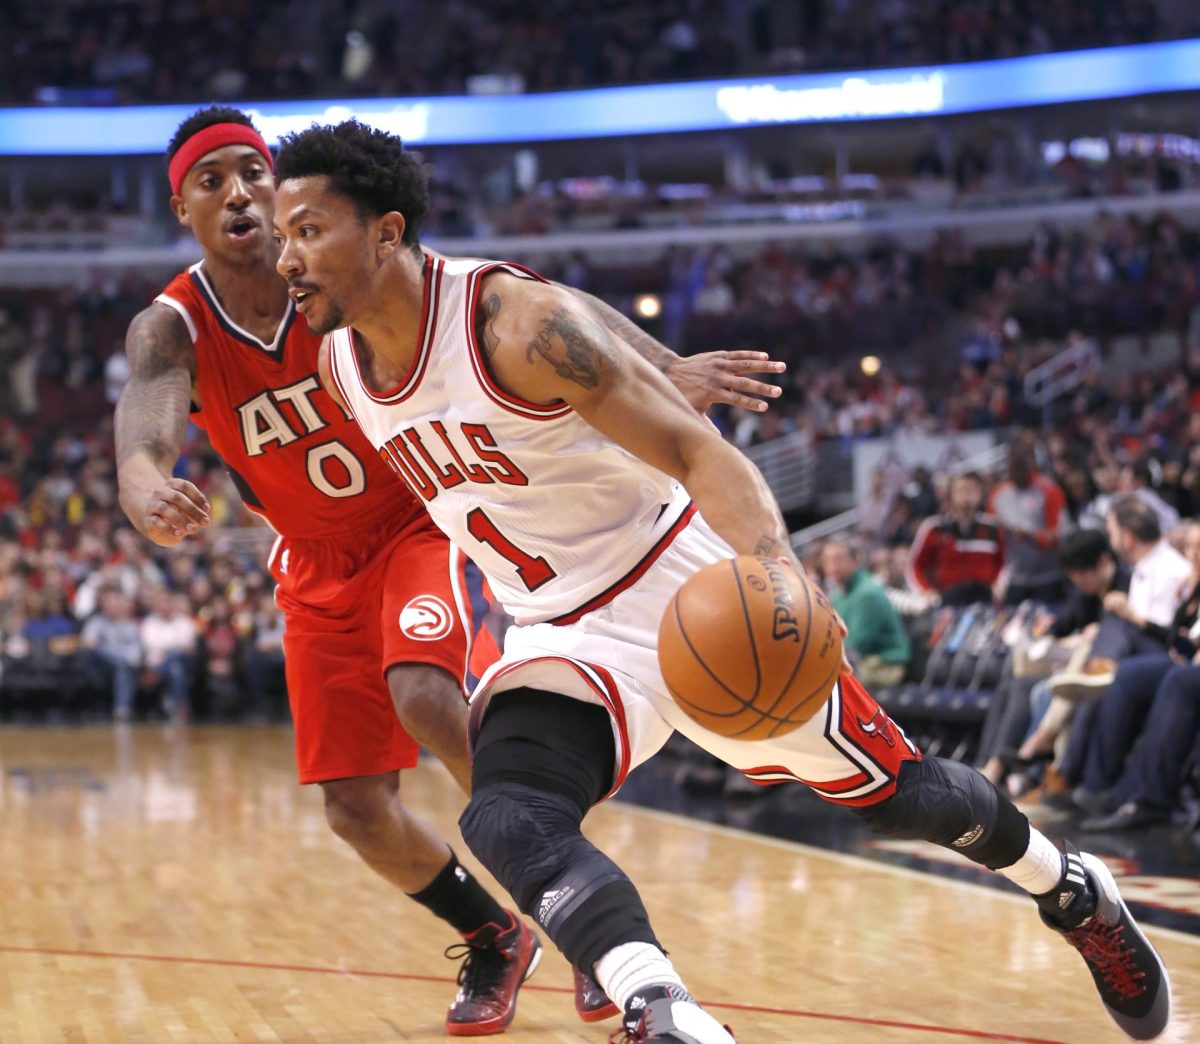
[{"left": 3, "top": 39, "right": 1200, "bottom": 155}]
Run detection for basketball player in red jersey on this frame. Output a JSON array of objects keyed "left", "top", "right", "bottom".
[
  {"left": 274, "top": 121, "right": 1170, "bottom": 1044},
  {"left": 114, "top": 106, "right": 787, "bottom": 1036}
]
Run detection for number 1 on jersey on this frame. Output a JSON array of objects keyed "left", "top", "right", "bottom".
[{"left": 466, "top": 508, "right": 557, "bottom": 592}]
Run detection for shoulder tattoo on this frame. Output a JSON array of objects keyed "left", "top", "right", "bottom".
[{"left": 524, "top": 305, "right": 616, "bottom": 390}]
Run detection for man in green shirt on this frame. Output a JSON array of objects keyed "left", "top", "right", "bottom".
[{"left": 821, "top": 539, "right": 911, "bottom": 688}]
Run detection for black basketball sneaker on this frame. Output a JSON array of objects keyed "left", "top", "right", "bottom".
[
  {"left": 609, "top": 985, "right": 736, "bottom": 1043},
  {"left": 1038, "top": 843, "right": 1171, "bottom": 1040}
]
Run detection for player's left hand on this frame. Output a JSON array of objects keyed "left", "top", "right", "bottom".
[{"left": 665, "top": 350, "right": 786, "bottom": 414}]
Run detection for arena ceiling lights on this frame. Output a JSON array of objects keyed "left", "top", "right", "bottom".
[{"left": 4, "top": 39, "right": 1200, "bottom": 155}]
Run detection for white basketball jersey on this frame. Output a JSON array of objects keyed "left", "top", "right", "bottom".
[{"left": 327, "top": 255, "right": 693, "bottom": 625}]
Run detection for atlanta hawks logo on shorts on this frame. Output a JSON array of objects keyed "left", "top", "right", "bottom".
[{"left": 399, "top": 595, "right": 455, "bottom": 641}]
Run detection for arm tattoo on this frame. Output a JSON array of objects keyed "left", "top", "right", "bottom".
[
  {"left": 524, "top": 306, "right": 617, "bottom": 390},
  {"left": 477, "top": 292, "right": 502, "bottom": 359},
  {"left": 114, "top": 308, "right": 195, "bottom": 469},
  {"left": 563, "top": 285, "right": 675, "bottom": 372}
]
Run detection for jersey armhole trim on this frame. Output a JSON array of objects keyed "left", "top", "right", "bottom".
[
  {"left": 153, "top": 294, "right": 199, "bottom": 343},
  {"left": 327, "top": 330, "right": 361, "bottom": 425},
  {"left": 352, "top": 255, "right": 443, "bottom": 405},
  {"left": 464, "top": 263, "right": 573, "bottom": 421}
]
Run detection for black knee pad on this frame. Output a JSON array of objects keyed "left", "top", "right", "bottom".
[
  {"left": 854, "top": 756, "right": 1030, "bottom": 871},
  {"left": 459, "top": 783, "right": 589, "bottom": 912}
]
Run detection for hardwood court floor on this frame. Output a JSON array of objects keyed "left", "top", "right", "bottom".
[{"left": 0, "top": 725, "right": 1195, "bottom": 1043}]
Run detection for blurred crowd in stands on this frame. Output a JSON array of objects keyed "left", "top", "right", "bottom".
[
  {"left": 0, "top": 414, "right": 286, "bottom": 721},
  {"left": 798, "top": 431, "right": 1200, "bottom": 835},
  {"left": 572, "top": 209, "right": 1200, "bottom": 437},
  {"left": 0, "top": 276, "right": 281, "bottom": 722},
  {"left": 3, "top": 0, "right": 1188, "bottom": 105}
]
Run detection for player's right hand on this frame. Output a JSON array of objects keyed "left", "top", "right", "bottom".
[{"left": 141, "top": 478, "right": 211, "bottom": 546}]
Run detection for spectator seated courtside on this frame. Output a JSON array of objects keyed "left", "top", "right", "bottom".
[
  {"left": 1063, "top": 521, "right": 1200, "bottom": 821},
  {"left": 977, "top": 528, "right": 1130, "bottom": 791}
]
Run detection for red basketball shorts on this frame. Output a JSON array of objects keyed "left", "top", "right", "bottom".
[{"left": 269, "top": 513, "right": 498, "bottom": 784}]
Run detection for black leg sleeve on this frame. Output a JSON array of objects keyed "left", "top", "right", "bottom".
[{"left": 853, "top": 756, "right": 1031, "bottom": 871}]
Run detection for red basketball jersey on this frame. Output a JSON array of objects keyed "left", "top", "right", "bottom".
[{"left": 156, "top": 262, "right": 421, "bottom": 539}]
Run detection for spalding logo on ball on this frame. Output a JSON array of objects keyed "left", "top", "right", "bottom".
[{"left": 658, "top": 555, "right": 843, "bottom": 739}]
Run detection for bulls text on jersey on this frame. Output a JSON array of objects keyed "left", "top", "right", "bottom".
[{"left": 375, "top": 421, "right": 528, "bottom": 500}]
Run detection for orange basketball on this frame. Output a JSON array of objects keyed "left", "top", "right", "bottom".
[{"left": 658, "top": 555, "right": 843, "bottom": 740}]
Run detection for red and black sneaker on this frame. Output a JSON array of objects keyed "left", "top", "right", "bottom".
[
  {"left": 1040, "top": 843, "right": 1171, "bottom": 1041},
  {"left": 574, "top": 965, "right": 620, "bottom": 1022},
  {"left": 444, "top": 912, "right": 542, "bottom": 1036}
]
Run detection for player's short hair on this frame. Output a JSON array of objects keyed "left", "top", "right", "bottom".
[
  {"left": 1059, "top": 528, "right": 1111, "bottom": 572},
  {"left": 274, "top": 120, "right": 429, "bottom": 251},
  {"left": 166, "top": 105, "right": 257, "bottom": 165}
]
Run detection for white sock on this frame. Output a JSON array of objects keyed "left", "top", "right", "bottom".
[
  {"left": 998, "top": 827, "right": 1063, "bottom": 895},
  {"left": 593, "top": 942, "right": 686, "bottom": 1011}
]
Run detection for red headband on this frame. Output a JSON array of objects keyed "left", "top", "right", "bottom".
[{"left": 168, "top": 123, "right": 273, "bottom": 195}]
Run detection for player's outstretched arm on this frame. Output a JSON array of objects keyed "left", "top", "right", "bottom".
[
  {"left": 560, "top": 285, "right": 785, "bottom": 414},
  {"left": 115, "top": 304, "right": 210, "bottom": 547},
  {"left": 480, "top": 274, "right": 798, "bottom": 567}
]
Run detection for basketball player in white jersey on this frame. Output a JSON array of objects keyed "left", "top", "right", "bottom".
[{"left": 272, "top": 121, "right": 1170, "bottom": 1044}]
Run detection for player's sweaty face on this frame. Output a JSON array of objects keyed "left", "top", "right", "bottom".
[
  {"left": 274, "top": 177, "right": 372, "bottom": 335},
  {"left": 175, "top": 146, "right": 274, "bottom": 257}
]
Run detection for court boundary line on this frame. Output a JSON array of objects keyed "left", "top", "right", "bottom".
[
  {"left": 0, "top": 943, "right": 1063, "bottom": 1043},
  {"left": 610, "top": 799, "right": 1200, "bottom": 949}
]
